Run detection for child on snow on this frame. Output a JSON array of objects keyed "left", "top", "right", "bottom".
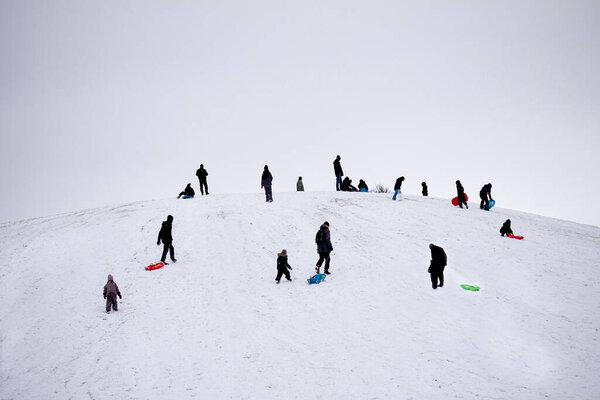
[
  {"left": 103, "top": 274, "right": 122, "bottom": 313},
  {"left": 276, "top": 249, "right": 293, "bottom": 283},
  {"left": 500, "top": 219, "right": 513, "bottom": 236}
]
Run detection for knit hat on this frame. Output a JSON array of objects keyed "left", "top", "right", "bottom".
[
  {"left": 281, "top": 249, "right": 287, "bottom": 255},
  {"left": 324, "top": 221, "right": 329, "bottom": 227},
  {"left": 108, "top": 274, "right": 113, "bottom": 281}
]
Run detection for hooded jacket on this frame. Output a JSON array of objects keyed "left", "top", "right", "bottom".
[
  {"left": 333, "top": 157, "right": 343, "bottom": 176},
  {"left": 103, "top": 278, "right": 121, "bottom": 298},
  {"left": 358, "top": 180, "right": 368, "bottom": 191},
  {"left": 261, "top": 168, "right": 273, "bottom": 188},
  {"left": 196, "top": 166, "right": 208, "bottom": 180},
  {"left": 316, "top": 224, "right": 333, "bottom": 253},
  {"left": 479, "top": 184, "right": 492, "bottom": 200},
  {"left": 429, "top": 244, "right": 447, "bottom": 272},
  {"left": 394, "top": 177, "right": 405, "bottom": 191},
  {"left": 157, "top": 218, "right": 173, "bottom": 244},
  {"left": 500, "top": 220, "right": 513, "bottom": 236},
  {"left": 277, "top": 253, "right": 293, "bottom": 271}
]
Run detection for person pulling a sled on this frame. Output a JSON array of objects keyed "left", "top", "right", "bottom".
[
  {"left": 479, "top": 183, "right": 493, "bottom": 210},
  {"left": 315, "top": 221, "right": 333, "bottom": 275},
  {"left": 157, "top": 215, "right": 177, "bottom": 264},
  {"left": 276, "top": 249, "right": 293, "bottom": 283},
  {"left": 500, "top": 219, "right": 513, "bottom": 236},
  {"left": 456, "top": 180, "right": 468, "bottom": 209}
]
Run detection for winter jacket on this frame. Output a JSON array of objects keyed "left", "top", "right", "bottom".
[
  {"left": 183, "top": 184, "right": 195, "bottom": 197},
  {"left": 277, "top": 254, "right": 293, "bottom": 271},
  {"left": 500, "top": 220, "right": 513, "bottom": 236},
  {"left": 196, "top": 167, "right": 208, "bottom": 181},
  {"left": 157, "top": 221, "right": 173, "bottom": 244},
  {"left": 103, "top": 280, "right": 121, "bottom": 298},
  {"left": 479, "top": 184, "right": 492, "bottom": 200},
  {"left": 429, "top": 244, "right": 447, "bottom": 272},
  {"left": 261, "top": 170, "right": 273, "bottom": 188},
  {"left": 333, "top": 157, "right": 343, "bottom": 176},
  {"left": 297, "top": 179, "right": 304, "bottom": 191},
  {"left": 316, "top": 224, "right": 333, "bottom": 253},
  {"left": 358, "top": 180, "right": 368, "bottom": 191},
  {"left": 394, "top": 177, "right": 405, "bottom": 191}
]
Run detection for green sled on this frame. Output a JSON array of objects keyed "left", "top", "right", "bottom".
[{"left": 461, "top": 284, "right": 480, "bottom": 291}]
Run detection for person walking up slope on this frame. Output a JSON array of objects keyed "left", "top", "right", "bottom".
[
  {"left": 428, "top": 243, "right": 447, "bottom": 289},
  {"left": 479, "top": 183, "right": 493, "bottom": 210},
  {"left": 456, "top": 180, "right": 468, "bottom": 209},
  {"left": 275, "top": 249, "right": 293, "bottom": 283},
  {"left": 393, "top": 176, "right": 405, "bottom": 200},
  {"left": 157, "top": 215, "right": 177, "bottom": 264},
  {"left": 333, "top": 155, "right": 344, "bottom": 191},
  {"left": 261, "top": 165, "right": 273, "bottom": 202},
  {"left": 315, "top": 221, "right": 333, "bottom": 274},
  {"left": 103, "top": 274, "right": 122, "bottom": 313},
  {"left": 195, "top": 164, "right": 209, "bottom": 195}
]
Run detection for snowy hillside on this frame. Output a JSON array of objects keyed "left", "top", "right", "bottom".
[{"left": 1, "top": 192, "right": 599, "bottom": 399}]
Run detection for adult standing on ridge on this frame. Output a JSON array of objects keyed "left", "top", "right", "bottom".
[
  {"left": 421, "top": 182, "right": 428, "bottom": 196},
  {"left": 456, "top": 180, "right": 468, "bottom": 209},
  {"left": 333, "top": 155, "right": 344, "bottom": 191},
  {"left": 157, "top": 215, "right": 177, "bottom": 264},
  {"left": 261, "top": 165, "right": 273, "bottom": 202},
  {"left": 479, "top": 183, "right": 493, "bottom": 211},
  {"left": 315, "top": 221, "right": 333, "bottom": 275},
  {"left": 195, "top": 164, "right": 209, "bottom": 195},
  {"left": 393, "top": 176, "right": 405, "bottom": 200},
  {"left": 297, "top": 176, "right": 304, "bottom": 191},
  {"left": 428, "top": 243, "right": 447, "bottom": 289}
]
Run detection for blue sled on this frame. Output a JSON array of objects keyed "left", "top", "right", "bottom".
[
  {"left": 488, "top": 199, "right": 496, "bottom": 209},
  {"left": 307, "top": 274, "right": 327, "bottom": 284},
  {"left": 181, "top": 195, "right": 193, "bottom": 199}
]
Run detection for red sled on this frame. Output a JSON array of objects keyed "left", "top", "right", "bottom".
[
  {"left": 145, "top": 262, "right": 165, "bottom": 271},
  {"left": 451, "top": 194, "right": 468, "bottom": 206},
  {"left": 507, "top": 234, "right": 524, "bottom": 240}
]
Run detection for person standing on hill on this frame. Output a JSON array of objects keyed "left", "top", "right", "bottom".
[
  {"left": 333, "top": 155, "right": 344, "bottom": 191},
  {"left": 456, "top": 180, "right": 468, "bottom": 209},
  {"left": 177, "top": 183, "right": 195, "bottom": 198},
  {"left": 297, "top": 176, "right": 304, "bottom": 191},
  {"left": 479, "top": 183, "right": 493, "bottom": 210},
  {"left": 428, "top": 243, "right": 447, "bottom": 289},
  {"left": 358, "top": 179, "right": 368, "bottom": 192},
  {"left": 103, "top": 274, "right": 122, "bottom": 313},
  {"left": 157, "top": 215, "right": 177, "bottom": 264},
  {"left": 500, "top": 219, "right": 513, "bottom": 236},
  {"left": 421, "top": 182, "right": 428, "bottom": 196},
  {"left": 315, "top": 221, "right": 333, "bottom": 275},
  {"left": 393, "top": 176, "right": 405, "bottom": 200},
  {"left": 195, "top": 164, "right": 209, "bottom": 195},
  {"left": 275, "top": 249, "right": 293, "bottom": 283},
  {"left": 261, "top": 165, "right": 273, "bottom": 202}
]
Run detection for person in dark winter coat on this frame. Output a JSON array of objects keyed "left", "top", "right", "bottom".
[
  {"left": 456, "top": 180, "right": 468, "bottom": 209},
  {"left": 358, "top": 179, "right": 368, "bottom": 192},
  {"left": 500, "top": 219, "right": 513, "bottom": 236},
  {"left": 195, "top": 164, "right": 209, "bottom": 195},
  {"left": 393, "top": 176, "right": 405, "bottom": 200},
  {"left": 421, "top": 182, "right": 428, "bottom": 196},
  {"left": 315, "top": 221, "right": 333, "bottom": 274},
  {"left": 428, "top": 243, "right": 447, "bottom": 289},
  {"left": 103, "top": 274, "right": 122, "bottom": 313},
  {"left": 276, "top": 249, "right": 293, "bottom": 283},
  {"left": 333, "top": 155, "right": 343, "bottom": 191},
  {"left": 178, "top": 183, "right": 195, "bottom": 198},
  {"left": 341, "top": 177, "right": 358, "bottom": 192},
  {"left": 479, "top": 183, "right": 493, "bottom": 210},
  {"left": 157, "top": 215, "right": 177, "bottom": 264},
  {"left": 261, "top": 165, "right": 273, "bottom": 202},
  {"left": 297, "top": 176, "right": 304, "bottom": 191}
]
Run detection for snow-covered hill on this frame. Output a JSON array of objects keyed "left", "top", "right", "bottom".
[{"left": 1, "top": 192, "right": 599, "bottom": 399}]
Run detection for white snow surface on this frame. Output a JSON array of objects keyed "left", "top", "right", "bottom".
[{"left": 1, "top": 192, "right": 599, "bottom": 400}]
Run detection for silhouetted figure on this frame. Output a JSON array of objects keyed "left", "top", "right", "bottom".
[
  {"left": 178, "top": 183, "right": 195, "bottom": 198},
  {"left": 422, "top": 182, "right": 428, "bottom": 196},
  {"left": 333, "top": 155, "right": 343, "bottom": 191},
  {"left": 275, "top": 249, "right": 293, "bottom": 283},
  {"left": 428, "top": 243, "right": 447, "bottom": 289},
  {"left": 195, "top": 164, "right": 209, "bottom": 195},
  {"left": 297, "top": 176, "right": 304, "bottom": 192},
  {"left": 393, "top": 176, "right": 405, "bottom": 200},
  {"left": 261, "top": 165, "right": 273, "bottom": 202},
  {"left": 341, "top": 177, "right": 358, "bottom": 192},
  {"left": 315, "top": 221, "right": 333, "bottom": 274},
  {"left": 103, "top": 274, "right": 122, "bottom": 313},
  {"left": 157, "top": 215, "right": 177, "bottom": 264},
  {"left": 358, "top": 179, "right": 368, "bottom": 192},
  {"left": 500, "top": 219, "right": 513, "bottom": 236},
  {"left": 456, "top": 180, "right": 468, "bottom": 209},
  {"left": 479, "top": 183, "right": 493, "bottom": 211}
]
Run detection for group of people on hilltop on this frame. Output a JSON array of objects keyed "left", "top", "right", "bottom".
[{"left": 176, "top": 164, "right": 210, "bottom": 198}]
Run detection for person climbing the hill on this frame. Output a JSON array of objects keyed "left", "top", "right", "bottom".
[
  {"left": 261, "top": 165, "right": 273, "bottom": 202},
  {"left": 315, "top": 221, "right": 333, "bottom": 274},
  {"left": 157, "top": 215, "right": 177, "bottom": 264},
  {"left": 393, "top": 176, "right": 405, "bottom": 200},
  {"left": 297, "top": 176, "right": 304, "bottom": 191},
  {"left": 500, "top": 219, "right": 513, "bottom": 236},
  {"left": 428, "top": 243, "right": 447, "bottom": 289},
  {"left": 358, "top": 179, "right": 368, "bottom": 192},
  {"left": 195, "top": 164, "right": 209, "bottom": 195},
  {"left": 341, "top": 177, "right": 358, "bottom": 192},
  {"left": 177, "top": 183, "right": 195, "bottom": 199},
  {"left": 479, "top": 183, "right": 493, "bottom": 211},
  {"left": 456, "top": 180, "right": 468, "bottom": 209},
  {"left": 275, "top": 249, "right": 293, "bottom": 283},
  {"left": 421, "top": 182, "right": 428, "bottom": 196},
  {"left": 333, "top": 155, "right": 344, "bottom": 191},
  {"left": 103, "top": 274, "right": 122, "bottom": 313}
]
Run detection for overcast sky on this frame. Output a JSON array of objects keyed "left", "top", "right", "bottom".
[{"left": 1, "top": 1, "right": 599, "bottom": 226}]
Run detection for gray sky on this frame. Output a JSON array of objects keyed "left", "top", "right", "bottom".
[{"left": 1, "top": 1, "right": 599, "bottom": 226}]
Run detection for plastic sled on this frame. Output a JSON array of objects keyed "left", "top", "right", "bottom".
[
  {"left": 307, "top": 274, "right": 327, "bottom": 284},
  {"left": 460, "top": 284, "right": 480, "bottom": 291},
  {"left": 451, "top": 194, "right": 469, "bottom": 206},
  {"left": 145, "top": 262, "right": 165, "bottom": 271}
]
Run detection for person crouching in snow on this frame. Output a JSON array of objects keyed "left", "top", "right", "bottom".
[
  {"left": 500, "top": 219, "right": 513, "bottom": 236},
  {"left": 428, "top": 243, "right": 447, "bottom": 289},
  {"left": 103, "top": 274, "right": 122, "bottom": 313},
  {"left": 276, "top": 249, "right": 293, "bottom": 283}
]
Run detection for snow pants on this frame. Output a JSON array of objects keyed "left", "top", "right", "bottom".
[
  {"left": 430, "top": 270, "right": 444, "bottom": 289},
  {"left": 316, "top": 252, "right": 331, "bottom": 272},
  {"left": 276, "top": 267, "right": 291, "bottom": 282},
  {"left": 393, "top": 189, "right": 402, "bottom": 200},
  {"left": 458, "top": 194, "right": 468, "bottom": 208},
  {"left": 480, "top": 196, "right": 489, "bottom": 210},
  {"left": 106, "top": 292, "right": 118, "bottom": 312},
  {"left": 264, "top": 185, "right": 273, "bottom": 202},
  {"left": 198, "top": 179, "right": 209, "bottom": 195},
  {"left": 161, "top": 243, "right": 176, "bottom": 262}
]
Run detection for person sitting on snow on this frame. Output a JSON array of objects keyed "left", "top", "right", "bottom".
[
  {"left": 341, "top": 177, "right": 358, "bottom": 192},
  {"left": 177, "top": 183, "right": 195, "bottom": 198},
  {"left": 276, "top": 249, "right": 293, "bottom": 283},
  {"left": 500, "top": 219, "right": 513, "bottom": 236},
  {"left": 358, "top": 179, "right": 368, "bottom": 192},
  {"left": 103, "top": 274, "right": 122, "bottom": 313}
]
